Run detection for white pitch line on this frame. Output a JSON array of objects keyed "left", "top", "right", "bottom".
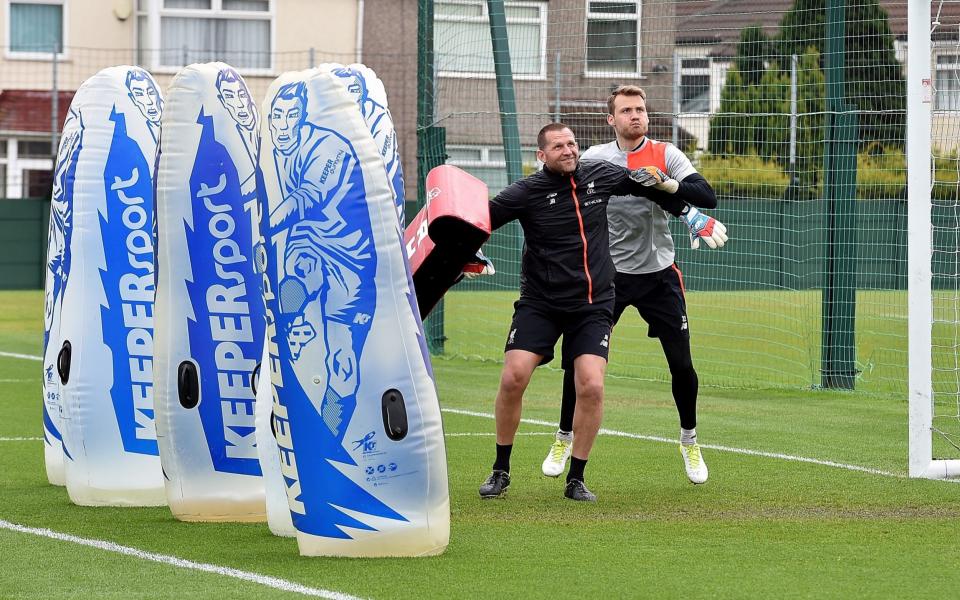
[
  {"left": 0, "top": 519, "right": 367, "bottom": 600},
  {"left": 446, "top": 432, "right": 552, "bottom": 437},
  {"left": 0, "top": 351, "right": 42, "bottom": 362},
  {"left": 0, "top": 437, "right": 42, "bottom": 442},
  {"left": 441, "top": 407, "right": 922, "bottom": 480},
  {"left": 0, "top": 349, "right": 948, "bottom": 482}
]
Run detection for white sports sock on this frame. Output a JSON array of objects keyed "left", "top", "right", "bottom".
[
  {"left": 557, "top": 430, "right": 573, "bottom": 443},
  {"left": 680, "top": 428, "right": 697, "bottom": 446}
]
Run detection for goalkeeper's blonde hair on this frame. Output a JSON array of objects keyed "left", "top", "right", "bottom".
[{"left": 606, "top": 85, "right": 646, "bottom": 115}]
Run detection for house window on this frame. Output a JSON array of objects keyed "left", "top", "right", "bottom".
[
  {"left": 137, "top": 0, "right": 272, "bottom": 70},
  {"left": 435, "top": 1, "right": 547, "bottom": 78},
  {"left": 0, "top": 138, "right": 53, "bottom": 199},
  {"left": 680, "top": 58, "right": 711, "bottom": 113},
  {"left": 8, "top": 0, "right": 64, "bottom": 55},
  {"left": 586, "top": 0, "right": 641, "bottom": 75},
  {"left": 446, "top": 144, "right": 537, "bottom": 194},
  {"left": 935, "top": 54, "right": 960, "bottom": 111}
]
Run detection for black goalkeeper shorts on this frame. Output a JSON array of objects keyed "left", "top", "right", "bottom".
[
  {"left": 613, "top": 265, "right": 690, "bottom": 341},
  {"left": 504, "top": 298, "right": 613, "bottom": 368}
]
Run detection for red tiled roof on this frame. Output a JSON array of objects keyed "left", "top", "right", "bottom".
[{"left": 0, "top": 89, "right": 75, "bottom": 135}]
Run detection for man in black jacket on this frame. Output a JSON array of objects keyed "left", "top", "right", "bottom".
[{"left": 478, "top": 123, "right": 726, "bottom": 502}]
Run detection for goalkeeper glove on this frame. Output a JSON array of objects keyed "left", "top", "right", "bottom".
[
  {"left": 680, "top": 206, "right": 728, "bottom": 250},
  {"left": 462, "top": 250, "right": 496, "bottom": 280},
  {"left": 629, "top": 166, "right": 680, "bottom": 194}
]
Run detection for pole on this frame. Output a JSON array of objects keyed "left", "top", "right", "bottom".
[
  {"left": 820, "top": 0, "right": 859, "bottom": 389},
  {"left": 907, "top": 0, "right": 933, "bottom": 476},
  {"left": 789, "top": 54, "right": 798, "bottom": 188},
  {"left": 486, "top": 0, "right": 522, "bottom": 184},
  {"left": 554, "top": 51, "right": 561, "bottom": 123},
  {"left": 417, "top": 0, "right": 447, "bottom": 353},
  {"left": 672, "top": 51, "right": 680, "bottom": 147},
  {"left": 51, "top": 42, "right": 60, "bottom": 166}
]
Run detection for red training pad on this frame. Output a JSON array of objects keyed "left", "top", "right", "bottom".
[{"left": 404, "top": 165, "right": 491, "bottom": 318}]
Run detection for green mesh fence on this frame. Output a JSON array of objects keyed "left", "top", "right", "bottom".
[{"left": 417, "top": 0, "right": 957, "bottom": 419}]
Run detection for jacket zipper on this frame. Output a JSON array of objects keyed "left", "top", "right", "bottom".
[{"left": 569, "top": 177, "right": 593, "bottom": 304}]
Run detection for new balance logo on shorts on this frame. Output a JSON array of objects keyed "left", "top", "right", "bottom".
[
  {"left": 600, "top": 333, "right": 609, "bottom": 348},
  {"left": 681, "top": 315, "right": 688, "bottom": 331}
]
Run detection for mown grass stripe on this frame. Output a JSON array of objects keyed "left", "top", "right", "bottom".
[
  {"left": 441, "top": 407, "right": 928, "bottom": 480},
  {"left": 0, "top": 519, "right": 367, "bottom": 600}
]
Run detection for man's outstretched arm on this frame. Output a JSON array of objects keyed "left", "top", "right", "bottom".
[{"left": 624, "top": 167, "right": 727, "bottom": 250}]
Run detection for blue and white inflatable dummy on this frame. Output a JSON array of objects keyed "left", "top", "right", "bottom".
[
  {"left": 323, "top": 63, "right": 405, "bottom": 224},
  {"left": 153, "top": 63, "right": 266, "bottom": 521},
  {"left": 42, "top": 107, "right": 83, "bottom": 486},
  {"left": 254, "top": 337, "right": 294, "bottom": 536},
  {"left": 255, "top": 62, "right": 411, "bottom": 538},
  {"left": 258, "top": 69, "right": 449, "bottom": 557},
  {"left": 55, "top": 66, "right": 165, "bottom": 506}
]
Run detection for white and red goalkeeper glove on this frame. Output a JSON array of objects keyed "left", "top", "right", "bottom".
[
  {"left": 680, "top": 206, "right": 727, "bottom": 250},
  {"left": 629, "top": 166, "right": 680, "bottom": 194},
  {"left": 462, "top": 250, "right": 496, "bottom": 279}
]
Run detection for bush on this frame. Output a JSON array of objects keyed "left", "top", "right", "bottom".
[
  {"left": 696, "top": 153, "right": 790, "bottom": 199},
  {"left": 854, "top": 145, "right": 960, "bottom": 200},
  {"left": 857, "top": 144, "right": 904, "bottom": 199},
  {"left": 697, "top": 146, "right": 958, "bottom": 201},
  {"left": 933, "top": 151, "right": 960, "bottom": 201}
]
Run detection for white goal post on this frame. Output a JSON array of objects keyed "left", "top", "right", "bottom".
[{"left": 908, "top": 0, "right": 960, "bottom": 478}]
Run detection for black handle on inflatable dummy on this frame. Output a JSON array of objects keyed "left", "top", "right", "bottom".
[
  {"left": 57, "top": 341, "right": 72, "bottom": 385},
  {"left": 381, "top": 389, "right": 408, "bottom": 441},
  {"left": 250, "top": 361, "right": 261, "bottom": 396},
  {"left": 177, "top": 360, "right": 200, "bottom": 409}
]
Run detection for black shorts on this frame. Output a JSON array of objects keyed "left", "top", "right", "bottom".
[
  {"left": 504, "top": 298, "right": 613, "bottom": 368},
  {"left": 613, "top": 265, "right": 689, "bottom": 340}
]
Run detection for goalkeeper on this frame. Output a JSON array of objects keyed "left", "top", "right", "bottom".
[
  {"left": 540, "top": 85, "right": 723, "bottom": 485},
  {"left": 477, "top": 122, "right": 725, "bottom": 503}
]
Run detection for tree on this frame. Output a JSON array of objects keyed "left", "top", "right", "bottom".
[
  {"left": 778, "top": 0, "right": 905, "bottom": 147},
  {"left": 735, "top": 26, "right": 771, "bottom": 87},
  {"left": 708, "top": 26, "right": 775, "bottom": 156},
  {"left": 794, "top": 48, "right": 826, "bottom": 193},
  {"left": 707, "top": 0, "right": 902, "bottom": 195}
]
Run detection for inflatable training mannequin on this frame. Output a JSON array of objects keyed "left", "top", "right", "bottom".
[
  {"left": 42, "top": 106, "right": 84, "bottom": 486},
  {"left": 322, "top": 63, "right": 405, "bottom": 225},
  {"left": 56, "top": 66, "right": 166, "bottom": 506},
  {"left": 404, "top": 165, "right": 492, "bottom": 318},
  {"left": 255, "top": 61, "right": 412, "bottom": 538},
  {"left": 153, "top": 62, "right": 266, "bottom": 521},
  {"left": 258, "top": 69, "right": 449, "bottom": 557},
  {"left": 254, "top": 339, "right": 295, "bottom": 536}
]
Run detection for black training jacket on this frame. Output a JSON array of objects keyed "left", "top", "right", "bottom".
[{"left": 489, "top": 160, "right": 687, "bottom": 308}]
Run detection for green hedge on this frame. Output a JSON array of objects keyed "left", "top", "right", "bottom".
[{"left": 695, "top": 146, "right": 960, "bottom": 201}]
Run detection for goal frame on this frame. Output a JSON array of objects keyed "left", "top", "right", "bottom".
[{"left": 907, "top": 0, "right": 960, "bottom": 478}]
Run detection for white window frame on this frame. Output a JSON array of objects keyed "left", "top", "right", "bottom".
[
  {"left": 435, "top": 0, "right": 548, "bottom": 81},
  {"left": 584, "top": 0, "right": 642, "bottom": 78},
  {"left": 679, "top": 56, "right": 711, "bottom": 115},
  {"left": 447, "top": 144, "right": 536, "bottom": 167},
  {"left": 5, "top": 0, "right": 69, "bottom": 61},
  {"left": 933, "top": 51, "right": 960, "bottom": 112},
  {"left": 0, "top": 137, "right": 54, "bottom": 199},
  {"left": 446, "top": 143, "right": 537, "bottom": 192},
  {"left": 136, "top": 0, "right": 275, "bottom": 75}
]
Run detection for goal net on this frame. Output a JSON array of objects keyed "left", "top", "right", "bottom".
[{"left": 420, "top": 0, "right": 960, "bottom": 474}]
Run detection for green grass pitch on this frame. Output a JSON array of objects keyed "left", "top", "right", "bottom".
[{"left": 1, "top": 290, "right": 960, "bottom": 599}]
